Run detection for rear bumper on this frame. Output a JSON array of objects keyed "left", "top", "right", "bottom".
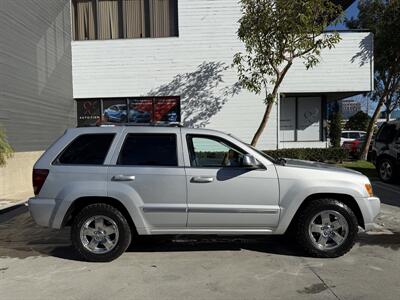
[
  {"left": 360, "top": 196, "right": 381, "bottom": 231},
  {"left": 28, "top": 197, "right": 56, "bottom": 227}
]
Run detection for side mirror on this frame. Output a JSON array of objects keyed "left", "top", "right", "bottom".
[{"left": 242, "top": 154, "right": 260, "bottom": 167}]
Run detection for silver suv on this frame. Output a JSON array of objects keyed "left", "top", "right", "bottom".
[{"left": 29, "top": 126, "right": 380, "bottom": 262}]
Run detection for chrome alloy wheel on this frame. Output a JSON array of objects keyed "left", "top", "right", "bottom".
[
  {"left": 80, "top": 215, "right": 119, "bottom": 254},
  {"left": 308, "top": 210, "right": 349, "bottom": 250},
  {"left": 379, "top": 161, "right": 393, "bottom": 181}
]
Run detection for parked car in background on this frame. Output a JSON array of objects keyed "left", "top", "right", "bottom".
[
  {"left": 29, "top": 125, "right": 380, "bottom": 262},
  {"left": 371, "top": 120, "right": 400, "bottom": 183},
  {"left": 341, "top": 131, "right": 366, "bottom": 146},
  {"left": 342, "top": 136, "right": 366, "bottom": 158}
]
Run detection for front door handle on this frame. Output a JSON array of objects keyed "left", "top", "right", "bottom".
[
  {"left": 190, "top": 176, "right": 214, "bottom": 183},
  {"left": 111, "top": 175, "right": 136, "bottom": 182}
]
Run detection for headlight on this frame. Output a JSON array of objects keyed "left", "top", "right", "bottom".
[{"left": 365, "top": 183, "right": 374, "bottom": 197}]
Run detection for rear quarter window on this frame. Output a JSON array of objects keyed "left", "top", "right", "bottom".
[{"left": 55, "top": 134, "right": 115, "bottom": 165}]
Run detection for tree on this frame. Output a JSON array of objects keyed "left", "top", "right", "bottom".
[
  {"left": 233, "top": 0, "right": 342, "bottom": 146},
  {"left": 345, "top": 111, "right": 371, "bottom": 131},
  {"left": 0, "top": 127, "right": 13, "bottom": 166},
  {"left": 329, "top": 111, "right": 343, "bottom": 148},
  {"left": 347, "top": 0, "right": 400, "bottom": 160}
]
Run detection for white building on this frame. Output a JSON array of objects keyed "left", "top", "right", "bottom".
[
  {"left": 0, "top": 0, "right": 373, "bottom": 197},
  {"left": 71, "top": 0, "right": 373, "bottom": 150}
]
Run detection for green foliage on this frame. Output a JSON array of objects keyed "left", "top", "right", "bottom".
[
  {"left": 265, "top": 148, "right": 348, "bottom": 163},
  {"left": 0, "top": 128, "right": 13, "bottom": 166},
  {"left": 346, "top": 0, "right": 400, "bottom": 159},
  {"left": 345, "top": 111, "right": 371, "bottom": 131},
  {"left": 329, "top": 112, "right": 343, "bottom": 148},
  {"left": 233, "top": 0, "right": 343, "bottom": 145},
  {"left": 233, "top": 0, "right": 342, "bottom": 100}
]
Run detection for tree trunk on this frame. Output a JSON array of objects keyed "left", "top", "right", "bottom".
[
  {"left": 360, "top": 97, "right": 386, "bottom": 160},
  {"left": 251, "top": 100, "right": 275, "bottom": 146}
]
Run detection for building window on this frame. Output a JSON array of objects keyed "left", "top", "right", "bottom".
[
  {"left": 76, "top": 96, "right": 180, "bottom": 127},
  {"left": 280, "top": 97, "right": 323, "bottom": 142},
  {"left": 72, "top": 0, "right": 179, "bottom": 40}
]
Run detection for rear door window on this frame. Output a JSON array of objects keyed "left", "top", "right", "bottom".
[
  {"left": 349, "top": 132, "right": 359, "bottom": 139},
  {"left": 56, "top": 134, "right": 115, "bottom": 165},
  {"left": 376, "top": 124, "right": 397, "bottom": 143},
  {"left": 118, "top": 134, "right": 178, "bottom": 166}
]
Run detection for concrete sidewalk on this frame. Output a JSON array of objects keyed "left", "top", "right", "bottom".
[{"left": 0, "top": 191, "right": 32, "bottom": 211}]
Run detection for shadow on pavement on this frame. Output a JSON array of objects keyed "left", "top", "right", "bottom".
[{"left": 1, "top": 210, "right": 400, "bottom": 262}]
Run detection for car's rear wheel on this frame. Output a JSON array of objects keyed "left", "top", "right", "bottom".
[
  {"left": 377, "top": 157, "right": 396, "bottom": 183},
  {"left": 71, "top": 203, "right": 131, "bottom": 262},
  {"left": 294, "top": 199, "right": 358, "bottom": 258}
]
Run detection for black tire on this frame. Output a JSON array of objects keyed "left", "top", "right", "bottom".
[
  {"left": 294, "top": 199, "right": 358, "bottom": 258},
  {"left": 377, "top": 157, "right": 397, "bottom": 183},
  {"left": 71, "top": 203, "right": 131, "bottom": 262}
]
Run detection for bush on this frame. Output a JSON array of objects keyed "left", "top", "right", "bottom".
[
  {"left": 329, "top": 111, "right": 343, "bottom": 148},
  {"left": 264, "top": 148, "right": 348, "bottom": 163},
  {"left": 345, "top": 111, "right": 370, "bottom": 131},
  {"left": 0, "top": 128, "right": 13, "bottom": 166}
]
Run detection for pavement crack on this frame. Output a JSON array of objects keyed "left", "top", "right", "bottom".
[{"left": 306, "top": 263, "right": 341, "bottom": 300}]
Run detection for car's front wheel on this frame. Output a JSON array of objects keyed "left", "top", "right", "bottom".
[
  {"left": 377, "top": 157, "right": 396, "bottom": 183},
  {"left": 294, "top": 199, "right": 358, "bottom": 258},
  {"left": 71, "top": 203, "right": 131, "bottom": 262}
]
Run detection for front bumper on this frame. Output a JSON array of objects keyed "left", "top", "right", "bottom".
[
  {"left": 28, "top": 197, "right": 56, "bottom": 227},
  {"left": 361, "top": 196, "right": 381, "bottom": 231}
]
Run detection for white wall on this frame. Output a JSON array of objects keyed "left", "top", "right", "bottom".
[
  {"left": 0, "top": 0, "right": 74, "bottom": 152},
  {"left": 281, "top": 32, "right": 373, "bottom": 93},
  {"left": 71, "top": 0, "right": 373, "bottom": 150}
]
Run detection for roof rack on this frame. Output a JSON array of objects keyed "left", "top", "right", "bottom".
[{"left": 96, "top": 122, "right": 184, "bottom": 128}]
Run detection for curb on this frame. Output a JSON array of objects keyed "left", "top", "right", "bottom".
[{"left": 0, "top": 199, "right": 28, "bottom": 214}]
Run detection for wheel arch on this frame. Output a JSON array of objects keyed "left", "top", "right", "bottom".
[
  {"left": 376, "top": 153, "right": 396, "bottom": 165},
  {"left": 62, "top": 196, "right": 138, "bottom": 235},
  {"left": 288, "top": 193, "right": 365, "bottom": 231}
]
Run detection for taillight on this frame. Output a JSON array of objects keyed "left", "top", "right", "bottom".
[{"left": 33, "top": 169, "right": 49, "bottom": 196}]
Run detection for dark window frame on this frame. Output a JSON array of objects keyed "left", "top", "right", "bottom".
[
  {"left": 53, "top": 133, "right": 116, "bottom": 165},
  {"left": 117, "top": 133, "right": 179, "bottom": 167},
  {"left": 75, "top": 96, "right": 181, "bottom": 127}
]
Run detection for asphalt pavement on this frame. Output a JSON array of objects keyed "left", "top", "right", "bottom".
[{"left": 0, "top": 183, "right": 399, "bottom": 300}]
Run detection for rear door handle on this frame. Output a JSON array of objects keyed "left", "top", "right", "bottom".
[
  {"left": 190, "top": 176, "right": 214, "bottom": 183},
  {"left": 111, "top": 175, "right": 136, "bottom": 182}
]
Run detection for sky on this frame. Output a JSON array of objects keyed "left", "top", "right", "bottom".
[{"left": 327, "top": 0, "right": 359, "bottom": 30}]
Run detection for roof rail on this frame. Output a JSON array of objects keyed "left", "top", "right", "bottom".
[{"left": 96, "top": 122, "right": 184, "bottom": 128}]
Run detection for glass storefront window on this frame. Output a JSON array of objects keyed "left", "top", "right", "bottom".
[
  {"left": 77, "top": 99, "right": 101, "bottom": 127},
  {"left": 76, "top": 97, "right": 180, "bottom": 127},
  {"left": 103, "top": 98, "right": 129, "bottom": 123},
  {"left": 128, "top": 98, "right": 153, "bottom": 124},
  {"left": 154, "top": 97, "right": 180, "bottom": 123}
]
